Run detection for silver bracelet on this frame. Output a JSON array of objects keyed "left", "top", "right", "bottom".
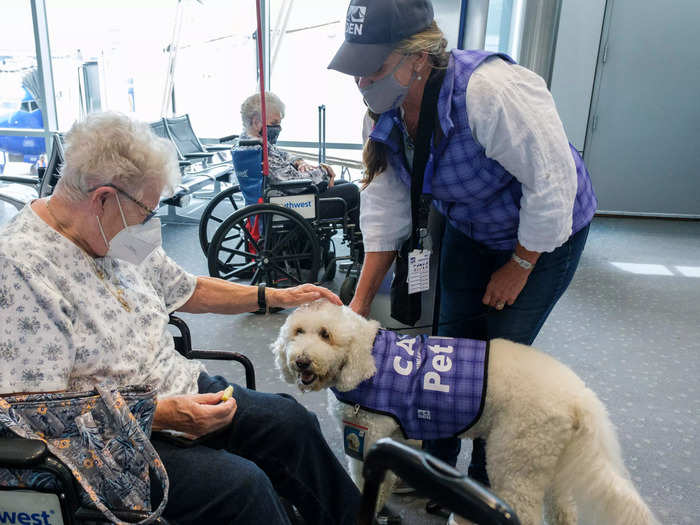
[{"left": 511, "top": 253, "right": 533, "bottom": 270}]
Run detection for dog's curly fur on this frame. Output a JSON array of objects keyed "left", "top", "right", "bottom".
[{"left": 271, "top": 300, "right": 658, "bottom": 525}]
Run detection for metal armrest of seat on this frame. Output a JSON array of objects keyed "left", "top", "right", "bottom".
[
  {"left": 178, "top": 160, "right": 192, "bottom": 168},
  {"left": 0, "top": 175, "right": 39, "bottom": 186},
  {"left": 203, "top": 144, "right": 232, "bottom": 152},
  {"left": 183, "top": 152, "right": 215, "bottom": 160},
  {"left": 0, "top": 437, "right": 48, "bottom": 467},
  {"left": 219, "top": 133, "right": 239, "bottom": 143},
  {"left": 359, "top": 439, "right": 520, "bottom": 525}
]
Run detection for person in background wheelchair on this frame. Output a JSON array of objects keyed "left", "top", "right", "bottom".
[
  {"left": 0, "top": 112, "right": 361, "bottom": 525},
  {"left": 240, "top": 91, "right": 362, "bottom": 242}
]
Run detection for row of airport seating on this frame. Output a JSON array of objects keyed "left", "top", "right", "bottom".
[{"left": 0, "top": 114, "right": 235, "bottom": 221}]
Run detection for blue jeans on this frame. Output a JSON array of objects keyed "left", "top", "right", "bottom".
[
  {"left": 152, "top": 373, "right": 361, "bottom": 525},
  {"left": 423, "top": 223, "right": 590, "bottom": 482}
]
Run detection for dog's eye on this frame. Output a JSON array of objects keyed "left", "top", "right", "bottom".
[
  {"left": 319, "top": 328, "right": 330, "bottom": 340},
  {"left": 295, "top": 327, "right": 304, "bottom": 335}
]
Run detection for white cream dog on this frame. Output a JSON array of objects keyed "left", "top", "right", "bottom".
[{"left": 271, "top": 300, "right": 658, "bottom": 525}]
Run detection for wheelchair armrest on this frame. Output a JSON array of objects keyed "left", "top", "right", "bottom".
[
  {"left": 0, "top": 437, "right": 48, "bottom": 467},
  {"left": 267, "top": 179, "right": 318, "bottom": 198},
  {"left": 185, "top": 350, "right": 256, "bottom": 391},
  {"left": 75, "top": 506, "right": 171, "bottom": 524},
  {"left": 359, "top": 439, "right": 520, "bottom": 525}
]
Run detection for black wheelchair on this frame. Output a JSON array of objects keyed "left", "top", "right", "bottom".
[
  {"left": 199, "top": 139, "right": 363, "bottom": 304},
  {"left": 0, "top": 316, "right": 519, "bottom": 525}
]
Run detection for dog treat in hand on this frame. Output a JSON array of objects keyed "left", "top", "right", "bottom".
[{"left": 221, "top": 385, "right": 234, "bottom": 402}]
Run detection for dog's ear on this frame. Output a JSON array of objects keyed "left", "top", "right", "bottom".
[
  {"left": 270, "top": 324, "right": 297, "bottom": 384},
  {"left": 334, "top": 318, "right": 380, "bottom": 391}
]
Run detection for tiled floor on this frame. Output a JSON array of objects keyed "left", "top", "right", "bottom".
[{"left": 1, "top": 196, "right": 698, "bottom": 524}]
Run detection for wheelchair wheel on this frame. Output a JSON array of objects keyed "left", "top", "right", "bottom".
[
  {"left": 339, "top": 274, "right": 358, "bottom": 305},
  {"left": 198, "top": 184, "right": 244, "bottom": 256},
  {"left": 207, "top": 204, "right": 321, "bottom": 287}
]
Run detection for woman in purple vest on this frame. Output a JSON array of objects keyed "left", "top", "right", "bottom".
[{"left": 328, "top": 0, "right": 597, "bottom": 506}]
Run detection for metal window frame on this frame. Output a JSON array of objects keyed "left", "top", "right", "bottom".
[{"left": 0, "top": 0, "right": 58, "bottom": 158}]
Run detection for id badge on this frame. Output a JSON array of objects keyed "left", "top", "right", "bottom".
[
  {"left": 343, "top": 420, "right": 367, "bottom": 460},
  {"left": 407, "top": 249, "right": 430, "bottom": 294}
]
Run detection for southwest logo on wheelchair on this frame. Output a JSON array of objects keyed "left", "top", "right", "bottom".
[
  {"left": 0, "top": 509, "right": 56, "bottom": 525},
  {"left": 282, "top": 201, "right": 312, "bottom": 209}
]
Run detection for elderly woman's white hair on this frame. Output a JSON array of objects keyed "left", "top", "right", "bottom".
[
  {"left": 240, "top": 92, "right": 286, "bottom": 133},
  {"left": 55, "top": 112, "right": 181, "bottom": 202}
]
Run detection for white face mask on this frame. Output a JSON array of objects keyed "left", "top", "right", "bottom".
[{"left": 97, "top": 193, "right": 162, "bottom": 265}]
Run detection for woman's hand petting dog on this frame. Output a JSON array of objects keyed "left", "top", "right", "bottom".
[
  {"left": 152, "top": 392, "right": 237, "bottom": 439},
  {"left": 268, "top": 283, "right": 343, "bottom": 309}
]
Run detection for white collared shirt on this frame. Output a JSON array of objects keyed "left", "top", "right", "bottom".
[{"left": 0, "top": 205, "right": 202, "bottom": 397}]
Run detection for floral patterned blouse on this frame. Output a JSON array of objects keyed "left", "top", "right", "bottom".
[{"left": 0, "top": 204, "right": 203, "bottom": 397}]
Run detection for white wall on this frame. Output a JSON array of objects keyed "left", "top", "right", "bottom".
[{"left": 549, "top": 0, "right": 606, "bottom": 151}]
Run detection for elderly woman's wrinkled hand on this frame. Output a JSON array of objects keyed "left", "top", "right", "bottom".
[
  {"left": 268, "top": 283, "right": 342, "bottom": 308},
  {"left": 153, "top": 392, "right": 237, "bottom": 439}
]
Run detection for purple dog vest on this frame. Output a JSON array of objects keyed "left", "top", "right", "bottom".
[{"left": 332, "top": 330, "right": 488, "bottom": 440}]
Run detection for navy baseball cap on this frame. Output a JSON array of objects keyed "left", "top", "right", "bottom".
[{"left": 328, "top": 0, "right": 434, "bottom": 76}]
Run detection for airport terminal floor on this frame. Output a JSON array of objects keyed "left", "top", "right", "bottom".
[{"left": 0, "top": 197, "right": 697, "bottom": 525}]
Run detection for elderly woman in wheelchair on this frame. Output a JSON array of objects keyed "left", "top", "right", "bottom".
[
  {"left": 0, "top": 112, "right": 361, "bottom": 524},
  {"left": 239, "top": 91, "right": 361, "bottom": 229},
  {"left": 200, "top": 93, "right": 363, "bottom": 303}
]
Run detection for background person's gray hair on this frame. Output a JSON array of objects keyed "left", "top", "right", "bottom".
[
  {"left": 240, "top": 92, "right": 286, "bottom": 132},
  {"left": 55, "top": 112, "right": 181, "bottom": 202}
]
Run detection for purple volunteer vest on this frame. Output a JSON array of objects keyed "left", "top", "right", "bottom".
[
  {"left": 332, "top": 330, "right": 488, "bottom": 440},
  {"left": 368, "top": 49, "right": 597, "bottom": 250}
]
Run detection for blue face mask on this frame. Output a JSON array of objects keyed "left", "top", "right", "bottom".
[
  {"left": 266, "top": 124, "right": 282, "bottom": 144},
  {"left": 359, "top": 56, "right": 416, "bottom": 114}
]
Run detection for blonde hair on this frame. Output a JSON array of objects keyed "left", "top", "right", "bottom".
[
  {"left": 362, "top": 21, "right": 449, "bottom": 185},
  {"left": 55, "top": 112, "right": 180, "bottom": 202}
]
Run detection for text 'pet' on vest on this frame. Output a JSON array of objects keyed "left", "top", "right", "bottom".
[
  {"left": 333, "top": 330, "right": 488, "bottom": 440},
  {"left": 368, "top": 49, "right": 597, "bottom": 251}
]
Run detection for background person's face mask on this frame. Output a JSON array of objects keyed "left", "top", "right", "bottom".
[
  {"left": 97, "top": 193, "right": 162, "bottom": 265},
  {"left": 359, "top": 56, "right": 416, "bottom": 114},
  {"left": 266, "top": 124, "right": 282, "bottom": 144}
]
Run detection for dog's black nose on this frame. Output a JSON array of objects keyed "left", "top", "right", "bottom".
[{"left": 295, "top": 358, "right": 311, "bottom": 370}]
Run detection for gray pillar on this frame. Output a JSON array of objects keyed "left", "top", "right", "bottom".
[
  {"left": 463, "top": 0, "right": 490, "bottom": 50},
  {"left": 517, "top": 0, "right": 563, "bottom": 86}
]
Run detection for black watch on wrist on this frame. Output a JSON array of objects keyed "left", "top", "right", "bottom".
[{"left": 257, "top": 283, "right": 267, "bottom": 313}]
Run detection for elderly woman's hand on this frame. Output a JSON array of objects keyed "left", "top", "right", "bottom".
[
  {"left": 152, "top": 392, "right": 237, "bottom": 439},
  {"left": 320, "top": 163, "right": 336, "bottom": 188},
  {"left": 268, "top": 283, "right": 342, "bottom": 308}
]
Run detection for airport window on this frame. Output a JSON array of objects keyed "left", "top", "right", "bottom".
[
  {"left": 269, "top": 0, "right": 367, "bottom": 150},
  {"left": 45, "top": 0, "right": 258, "bottom": 138},
  {"left": 0, "top": 0, "right": 41, "bottom": 130},
  {"left": 484, "top": 0, "right": 524, "bottom": 59},
  {"left": 0, "top": 0, "right": 46, "bottom": 176}
]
